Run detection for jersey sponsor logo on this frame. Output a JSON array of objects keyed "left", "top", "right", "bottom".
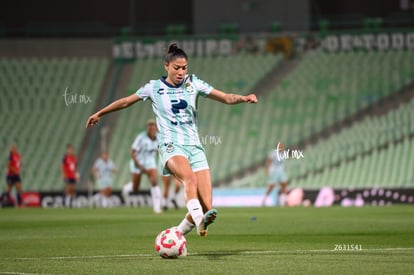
[
  {"left": 171, "top": 99, "right": 188, "bottom": 114},
  {"left": 170, "top": 99, "right": 189, "bottom": 125},
  {"left": 157, "top": 88, "right": 165, "bottom": 95}
]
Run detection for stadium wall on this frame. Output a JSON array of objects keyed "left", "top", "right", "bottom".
[{"left": 3, "top": 188, "right": 413, "bottom": 208}]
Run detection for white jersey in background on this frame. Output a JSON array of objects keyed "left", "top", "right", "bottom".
[
  {"left": 94, "top": 158, "right": 116, "bottom": 181},
  {"left": 268, "top": 150, "right": 285, "bottom": 172},
  {"left": 130, "top": 131, "right": 158, "bottom": 170}
]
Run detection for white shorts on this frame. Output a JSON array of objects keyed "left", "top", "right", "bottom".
[
  {"left": 158, "top": 143, "right": 209, "bottom": 176},
  {"left": 268, "top": 169, "right": 288, "bottom": 184},
  {"left": 129, "top": 159, "right": 157, "bottom": 174},
  {"left": 97, "top": 178, "right": 113, "bottom": 189}
]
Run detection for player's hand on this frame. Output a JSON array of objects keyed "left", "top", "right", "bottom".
[
  {"left": 86, "top": 113, "right": 100, "bottom": 128},
  {"left": 245, "top": 94, "right": 258, "bottom": 104}
]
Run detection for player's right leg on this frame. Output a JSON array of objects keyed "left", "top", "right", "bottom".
[
  {"left": 166, "top": 155, "right": 204, "bottom": 235},
  {"left": 5, "top": 177, "right": 14, "bottom": 204},
  {"left": 146, "top": 169, "right": 161, "bottom": 213},
  {"left": 131, "top": 173, "right": 141, "bottom": 193}
]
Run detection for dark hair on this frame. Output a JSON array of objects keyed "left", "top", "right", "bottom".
[{"left": 164, "top": 43, "right": 188, "bottom": 64}]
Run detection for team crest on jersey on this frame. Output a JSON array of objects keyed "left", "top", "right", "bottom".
[
  {"left": 185, "top": 83, "right": 194, "bottom": 93},
  {"left": 166, "top": 143, "right": 175, "bottom": 153}
]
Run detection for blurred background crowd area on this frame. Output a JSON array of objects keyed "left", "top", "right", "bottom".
[{"left": 1, "top": 0, "right": 413, "bottom": 203}]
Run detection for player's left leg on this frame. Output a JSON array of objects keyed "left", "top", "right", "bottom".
[
  {"left": 15, "top": 180, "right": 22, "bottom": 207},
  {"left": 262, "top": 183, "right": 275, "bottom": 206},
  {"left": 131, "top": 173, "right": 141, "bottom": 193},
  {"left": 278, "top": 181, "right": 288, "bottom": 206},
  {"left": 102, "top": 186, "right": 112, "bottom": 208}
]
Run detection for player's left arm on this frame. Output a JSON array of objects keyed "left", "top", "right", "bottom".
[{"left": 207, "top": 89, "right": 257, "bottom": 105}]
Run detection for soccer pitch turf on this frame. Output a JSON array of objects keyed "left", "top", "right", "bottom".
[{"left": 0, "top": 206, "right": 413, "bottom": 274}]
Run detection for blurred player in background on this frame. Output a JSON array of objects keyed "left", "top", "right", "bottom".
[
  {"left": 121, "top": 181, "right": 133, "bottom": 205},
  {"left": 161, "top": 173, "right": 181, "bottom": 211},
  {"left": 262, "top": 142, "right": 289, "bottom": 207},
  {"left": 86, "top": 43, "right": 257, "bottom": 236},
  {"left": 61, "top": 144, "right": 78, "bottom": 208},
  {"left": 92, "top": 151, "right": 117, "bottom": 208},
  {"left": 5, "top": 143, "right": 23, "bottom": 207},
  {"left": 130, "top": 119, "right": 162, "bottom": 213}
]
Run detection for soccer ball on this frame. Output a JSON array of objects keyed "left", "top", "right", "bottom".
[{"left": 155, "top": 227, "right": 187, "bottom": 259}]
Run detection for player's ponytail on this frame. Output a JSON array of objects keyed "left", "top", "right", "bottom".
[{"left": 164, "top": 43, "right": 188, "bottom": 64}]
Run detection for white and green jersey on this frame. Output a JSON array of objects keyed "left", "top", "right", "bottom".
[
  {"left": 268, "top": 150, "right": 285, "bottom": 172},
  {"left": 135, "top": 74, "right": 213, "bottom": 145},
  {"left": 131, "top": 131, "right": 158, "bottom": 166},
  {"left": 93, "top": 158, "right": 116, "bottom": 180}
]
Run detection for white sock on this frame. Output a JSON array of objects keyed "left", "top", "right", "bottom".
[
  {"left": 151, "top": 186, "right": 162, "bottom": 213},
  {"left": 65, "top": 196, "right": 71, "bottom": 208},
  {"left": 162, "top": 196, "right": 168, "bottom": 208},
  {"left": 262, "top": 195, "right": 267, "bottom": 206},
  {"left": 279, "top": 193, "right": 287, "bottom": 206},
  {"left": 102, "top": 196, "right": 110, "bottom": 208},
  {"left": 186, "top": 199, "right": 203, "bottom": 226},
  {"left": 93, "top": 193, "right": 102, "bottom": 207},
  {"left": 177, "top": 216, "right": 195, "bottom": 235},
  {"left": 172, "top": 192, "right": 178, "bottom": 202}
]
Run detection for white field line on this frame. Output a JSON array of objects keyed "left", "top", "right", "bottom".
[{"left": 5, "top": 247, "right": 414, "bottom": 261}]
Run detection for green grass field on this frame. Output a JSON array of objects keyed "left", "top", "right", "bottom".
[{"left": 1, "top": 206, "right": 414, "bottom": 275}]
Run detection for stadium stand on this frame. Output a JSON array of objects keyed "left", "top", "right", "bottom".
[
  {"left": 0, "top": 57, "right": 109, "bottom": 191},
  {"left": 227, "top": 50, "right": 414, "bottom": 189}
]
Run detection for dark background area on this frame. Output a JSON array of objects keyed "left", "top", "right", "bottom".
[{"left": 0, "top": 0, "right": 411, "bottom": 37}]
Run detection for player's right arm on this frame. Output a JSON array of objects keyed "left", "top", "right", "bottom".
[
  {"left": 86, "top": 94, "right": 141, "bottom": 128},
  {"left": 61, "top": 159, "right": 66, "bottom": 179},
  {"left": 92, "top": 161, "right": 99, "bottom": 179},
  {"left": 130, "top": 149, "right": 146, "bottom": 173}
]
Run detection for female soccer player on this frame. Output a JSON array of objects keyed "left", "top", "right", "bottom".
[
  {"left": 5, "top": 144, "right": 22, "bottom": 207},
  {"left": 130, "top": 119, "right": 162, "bottom": 214},
  {"left": 262, "top": 142, "right": 289, "bottom": 206},
  {"left": 92, "top": 151, "right": 117, "bottom": 208},
  {"left": 86, "top": 43, "right": 258, "bottom": 236},
  {"left": 62, "top": 144, "right": 78, "bottom": 208}
]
